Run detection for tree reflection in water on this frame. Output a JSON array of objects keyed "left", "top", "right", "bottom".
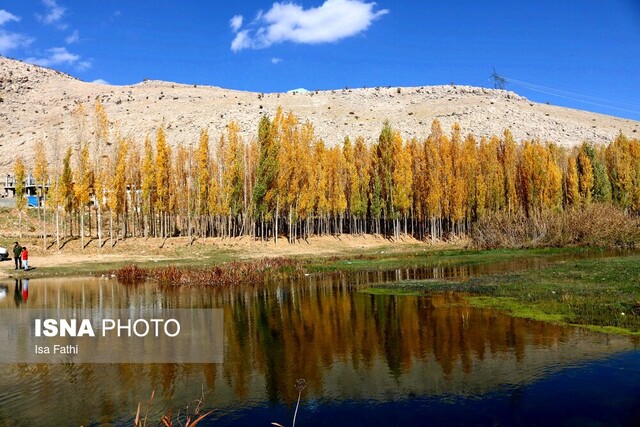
[{"left": 0, "top": 274, "right": 634, "bottom": 426}]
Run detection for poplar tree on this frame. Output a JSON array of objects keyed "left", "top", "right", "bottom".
[
  {"left": 343, "top": 136, "right": 356, "bottom": 232},
  {"left": 325, "top": 145, "right": 347, "bottom": 235},
  {"left": 33, "top": 140, "right": 49, "bottom": 249},
  {"left": 253, "top": 116, "right": 278, "bottom": 239},
  {"left": 109, "top": 137, "right": 129, "bottom": 243},
  {"left": 565, "top": 157, "right": 580, "bottom": 206},
  {"left": 196, "top": 129, "right": 211, "bottom": 238},
  {"left": 171, "top": 144, "right": 190, "bottom": 237},
  {"left": 449, "top": 124, "right": 466, "bottom": 234},
  {"left": 375, "top": 121, "right": 394, "bottom": 235},
  {"left": 352, "top": 136, "right": 370, "bottom": 234},
  {"left": 14, "top": 157, "right": 26, "bottom": 239},
  {"left": 74, "top": 143, "right": 92, "bottom": 249},
  {"left": 295, "top": 122, "right": 315, "bottom": 239},
  {"left": 141, "top": 136, "right": 156, "bottom": 237},
  {"left": 500, "top": 129, "right": 518, "bottom": 215},
  {"left": 224, "top": 121, "right": 244, "bottom": 237},
  {"left": 313, "top": 140, "right": 329, "bottom": 235},
  {"left": 409, "top": 137, "right": 427, "bottom": 237},
  {"left": 461, "top": 134, "right": 478, "bottom": 224},
  {"left": 60, "top": 147, "right": 74, "bottom": 239},
  {"left": 544, "top": 145, "right": 563, "bottom": 211},
  {"left": 425, "top": 127, "right": 443, "bottom": 240},
  {"left": 485, "top": 136, "right": 505, "bottom": 213},
  {"left": 582, "top": 143, "right": 611, "bottom": 203},
  {"left": 606, "top": 134, "right": 633, "bottom": 209},
  {"left": 391, "top": 131, "right": 412, "bottom": 237},
  {"left": 155, "top": 126, "right": 171, "bottom": 237},
  {"left": 127, "top": 141, "right": 142, "bottom": 237},
  {"left": 93, "top": 100, "right": 109, "bottom": 249},
  {"left": 577, "top": 151, "right": 594, "bottom": 204}
]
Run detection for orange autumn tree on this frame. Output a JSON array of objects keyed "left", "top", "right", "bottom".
[
  {"left": 391, "top": 130, "right": 412, "bottom": 239},
  {"left": 17, "top": 105, "right": 640, "bottom": 245}
]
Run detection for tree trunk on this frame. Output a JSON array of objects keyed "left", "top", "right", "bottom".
[
  {"left": 109, "top": 211, "right": 113, "bottom": 247},
  {"left": 275, "top": 195, "right": 279, "bottom": 245},
  {"left": 97, "top": 201, "right": 103, "bottom": 250},
  {"left": 56, "top": 207, "right": 60, "bottom": 250},
  {"left": 43, "top": 203, "right": 47, "bottom": 250},
  {"left": 80, "top": 206, "right": 85, "bottom": 250}
]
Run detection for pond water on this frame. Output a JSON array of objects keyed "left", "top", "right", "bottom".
[{"left": 1, "top": 258, "right": 639, "bottom": 426}]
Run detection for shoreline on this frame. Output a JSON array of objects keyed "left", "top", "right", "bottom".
[
  {"left": 2, "top": 240, "right": 639, "bottom": 336},
  {"left": 0, "top": 234, "right": 457, "bottom": 279}
]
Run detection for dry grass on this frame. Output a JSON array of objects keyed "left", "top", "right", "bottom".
[
  {"left": 472, "top": 204, "right": 640, "bottom": 249},
  {"left": 115, "top": 257, "right": 304, "bottom": 285},
  {"left": 132, "top": 389, "right": 212, "bottom": 427}
]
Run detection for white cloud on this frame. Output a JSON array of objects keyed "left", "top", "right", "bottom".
[
  {"left": 231, "top": 0, "right": 388, "bottom": 52},
  {"left": 230, "top": 15, "right": 243, "bottom": 32},
  {"left": 91, "top": 79, "right": 110, "bottom": 85},
  {"left": 0, "top": 11, "right": 33, "bottom": 55},
  {"left": 0, "top": 10, "right": 19, "bottom": 26},
  {"left": 65, "top": 29, "right": 79, "bottom": 44},
  {"left": 37, "top": 0, "right": 66, "bottom": 26},
  {"left": 271, "top": 57, "right": 282, "bottom": 64},
  {"left": 77, "top": 60, "right": 92, "bottom": 71},
  {"left": 231, "top": 29, "right": 251, "bottom": 52},
  {"left": 25, "top": 47, "right": 91, "bottom": 71},
  {"left": 0, "top": 31, "right": 33, "bottom": 55}
]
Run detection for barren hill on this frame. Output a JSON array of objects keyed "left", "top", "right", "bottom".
[{"left": 1, "top": 55, "right": 638, "bottom": 174}]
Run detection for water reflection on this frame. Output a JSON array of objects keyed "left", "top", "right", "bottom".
[{"left": 0, "top": 274, "right": 636, "bottom": 426}]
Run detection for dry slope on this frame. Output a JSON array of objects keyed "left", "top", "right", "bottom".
[{"left": 1, "top": 55, "right": 639, "bottom": 174}]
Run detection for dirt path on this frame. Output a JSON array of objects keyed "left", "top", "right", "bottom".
[{"left": 0, "top": 234, "right": 456, "bottom": 277}]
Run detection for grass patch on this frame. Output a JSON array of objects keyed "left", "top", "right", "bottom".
[
  {"left": 366, "top": 254, "right": 640, "bottom": 335},
  {"left": 360, "top": 287, "right": 424, "bottom": 296},
  {"left": 467, "top": 296, "right": 566, "bottom": 323},
  {"left": 306, "top": 246, "right": 591, "bottom": 273}
]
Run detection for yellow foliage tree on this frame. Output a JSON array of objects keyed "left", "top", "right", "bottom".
[
  {"left": 14, "top": 157, "right": 26, "bottom": 238},
  {"left": 391, "top": 131, "right": 412, "bottom": 238},
  {"left": 565, "top": 156, "right": 580, "bottom": 206},
  {"left": 577, "top": 151, "right": 594, "bottom": 204},
  {"left": 155, "top": 126, "right": 171, "bottom": 237},
  {"left": 141, "top": 136, "right": 155, "bottom": 237},
  {"left": 108, "top": 137, "right": 129, "bottom": 244},
  {"left": 74, "top": 143, "right": 92, "bottom": 249}
]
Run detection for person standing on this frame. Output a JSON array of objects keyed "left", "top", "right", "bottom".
[
  {"left": 21, "top": 246, "right": 28, "bottom": 270},
  {"left": 12, "top": 242, "right": 22, "bottom": 270}
]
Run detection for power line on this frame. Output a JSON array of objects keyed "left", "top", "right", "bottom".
[
  {"left": 504, "top": 77, "right": 640, "bottom": 116},
  {"left": 506, "top": 77, "right": 640, "bottom": 109}
]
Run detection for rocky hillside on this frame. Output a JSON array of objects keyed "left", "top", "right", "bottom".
[{"left": 1, "top": 55, "right": 638, "bottom": 174}]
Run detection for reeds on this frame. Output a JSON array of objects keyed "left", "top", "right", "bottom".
[
  {"left": 272, "top": 379, "right": 307, "bottom": 427},
  {"left": 115, "top": 264, "right": 148, "bottom": 284},
  {"left": 115, "top": 257, "right": 304, "bottom": 286},
  {"left": 133, "top": 388, "right": 212, "bottom": 427},
  {"left": 472, "top": 203, "right": 640, "bottom": 249}
]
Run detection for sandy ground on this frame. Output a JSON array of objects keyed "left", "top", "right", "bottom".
[{"left": 0, "top": 233, "right": 455, "bottom": 272}]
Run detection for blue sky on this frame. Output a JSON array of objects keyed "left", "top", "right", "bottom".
[{"left": 1, "top": 0, "right": 639, "bottom": 120}]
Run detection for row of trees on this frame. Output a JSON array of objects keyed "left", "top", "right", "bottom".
[{"left": 15, "top": 102, "right": 640, "bottom": 248}]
